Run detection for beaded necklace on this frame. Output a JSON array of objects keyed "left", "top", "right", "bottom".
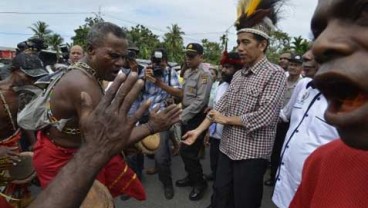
[
  {"left": 46, "top": 62, "right": 105, "bottom": 135},
  {"left": 73, "top": 62, "right": 105, "bottom": 94},
  {"left": 0, "top": 90, "right": 16, "bottom": 131}
]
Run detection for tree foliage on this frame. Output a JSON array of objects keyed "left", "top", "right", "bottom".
[
  {"left": 29, "top": 21, "right": 52, "bottom": 40},
  {"left": 68, "top": 18, "right": 307, "bottom": 65},
  {"left": 201, "top": 39, "right": 222, "bottom": 65},
  {"left": 267, "top": 30, "right": 291, "bottom": 63},
  {"left": 125, "top": 25, "right": 161, "bottom": 60},
  {"left": 29, "top": 21, "right": 64, "bottom": 54},
  {"left": 46, "top": 33, "right": 64, "bottom": 55},
  {"left": 290, "top": 36, "right": 310, "bottom": 56},
  {"left": 163, "top": 24, "right": 185, "bottom": 63},
  {"left": 71, "top": 16, "right": 104, "bottom": 48}
]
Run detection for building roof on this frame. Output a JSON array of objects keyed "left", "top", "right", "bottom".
[{"left": 0, "top": 46, "right": 16, "bottom": 51}]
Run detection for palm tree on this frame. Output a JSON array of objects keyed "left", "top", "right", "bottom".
[
  {"left": 29, "top": 21, "right": 52, "bottom": 40},
  {"left": 47, "top": 33, "right": 64, "bottom": 53},
  {"left": 291, "top": 36, "right": 310, "bottom": 55},
  {"left": 163, "top": 24, "right": 185, "bottom": 62},
  {"left": 219, "top": 34, "right": 228, "bottom": 51}
]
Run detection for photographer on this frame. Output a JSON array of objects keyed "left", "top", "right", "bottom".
[
  {"left": 16, "top": 37, "right": 48, "bottom": 55},
  {"left": 142, "top": 48, "right": 182, "bottom": 200}
]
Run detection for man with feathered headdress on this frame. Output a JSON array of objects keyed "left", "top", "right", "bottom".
[{"left": 182, "top": 0, "right": 286, "bottom": 207}]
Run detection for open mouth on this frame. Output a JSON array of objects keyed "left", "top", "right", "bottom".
[{"left": 314, "top": 73, "right": 368, "bottom": 114}]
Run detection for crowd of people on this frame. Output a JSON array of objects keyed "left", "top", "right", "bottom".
[{"left": 0, "top": 0, "right": 367, "bottom": 207}]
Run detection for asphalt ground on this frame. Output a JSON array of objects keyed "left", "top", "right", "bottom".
[
  {"left": 115, "top": 148, "right": 277, "bottom": 208},
  {"left": 30, "top": 148, "right": 277, "bottom": 208}
]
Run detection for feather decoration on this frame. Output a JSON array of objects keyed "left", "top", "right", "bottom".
[
  {"left": 237, "top": 0, "right": 248, "bottom": 19},
  {"left": 245, "top": 0, "right": 262, "bottom": 17},
  {"left": 237, "top": 0, "right": 262, "bottom": 19},
  {"left": 235, "top": 0, "right": 282, "bottom": 31}
]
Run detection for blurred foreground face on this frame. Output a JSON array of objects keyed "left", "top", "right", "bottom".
[{"left": 311, "top": 0, "right": 368, "bottom": 150}]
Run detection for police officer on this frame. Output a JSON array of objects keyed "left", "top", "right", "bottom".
[{"left": 176, "top": 43, "right": 212, "bottom": 201}]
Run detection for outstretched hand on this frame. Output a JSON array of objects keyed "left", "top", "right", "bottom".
[
  {"left": 181, "top": 130, "right": 201, "bottom": 145},
  {"left": 148, "top": 105, "right": 182, "bottom": 133},
  {"left": 79, "top": 72, "right": 149, "bottom": 158}
]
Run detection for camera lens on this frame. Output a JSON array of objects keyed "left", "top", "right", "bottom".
[{"left": 127, "top": 51, "right": 136, "bottom": 59}]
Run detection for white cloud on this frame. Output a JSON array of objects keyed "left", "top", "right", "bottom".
[{"left": 0, "top": 0, "right": 318, "bottom": 49}]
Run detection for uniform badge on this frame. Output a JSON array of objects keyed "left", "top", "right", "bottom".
[
  {"left": 301, "top": 91, "right": 310, "bottom": 103},
  {"left": 201, "top": 75, "right": 208, "bottom": 84}
]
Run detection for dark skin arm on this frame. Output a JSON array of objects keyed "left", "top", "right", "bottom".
[
  {"left": 28, "top": 72, "right": 182, "bottom": 208},
  {"left": 28, "top": 73, "right": 155, "bottom": 208}
]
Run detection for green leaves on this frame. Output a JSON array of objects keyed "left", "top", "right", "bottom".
[{"left": 71, "top": 16, "right": 104, "bottom": 48}]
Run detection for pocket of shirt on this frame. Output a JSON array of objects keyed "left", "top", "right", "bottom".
[
  {"left": 237, "top": 87, "right": 260, "bottom": 110},
  {"left": 185, "top": 81, "right": 197, "bottom": 97}
]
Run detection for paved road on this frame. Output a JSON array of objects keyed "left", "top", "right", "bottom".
[
  {"left": 115, "top": 148, "right": 277, "bottom": 208},
  {"left": 30, "top": 148, "right": 277, "bottom": 208}
]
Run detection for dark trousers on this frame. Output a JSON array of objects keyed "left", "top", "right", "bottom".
[
  {"left": 126, "top": 153, "right": 144, "bottom": 180},
  {"left": 212, "top": 152, "right": 268, "bottom": 208},
  {"left": 180, "top": 113, "right": 206, "bottom": 186},
  {"left": 269, "top": 122, "right": 289, "bottom": 180},
  {"left": 209, "top": 137, "right": 220, "bottom": 180},
  {"left": 156, "top": 130, "right": 173, "bottom": 186}
]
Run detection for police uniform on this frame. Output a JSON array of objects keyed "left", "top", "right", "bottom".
[{"left": 180, "top": 61, "right": 213, "bottom": 191}]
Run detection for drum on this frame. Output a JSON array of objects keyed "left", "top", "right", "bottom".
[
  {"left": 6, "top": 152, "right": 36, "bottom": 184},
  {"left": 80, "top": 180, "right": 114, "bottom": 208},
  {"left": 136, "top": 133, "right": 160, "bottom": 155},
  {"left": 8, "top": 152, "right": 36, "bottom": 184},
  {"left": 0, "top": 152, "right": 35, "bottom": 208}
]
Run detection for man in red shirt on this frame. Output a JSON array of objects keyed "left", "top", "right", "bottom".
[{"left": 290, "top": 0, "right": 368, "bottom": 207}]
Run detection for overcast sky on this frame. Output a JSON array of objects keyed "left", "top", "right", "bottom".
[{"left": 0, "top": 0, "right": 317, "bottom": 49}]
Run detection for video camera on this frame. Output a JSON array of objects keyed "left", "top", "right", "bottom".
[
  {"left": 16, "top": 37, "right": 48, "bottom": 54},
  {"left": 126, "top": 50, "right": 137, "bottom": 60},
  {"left": 16, "top": 37, "right": 70, "bottom": 66},
  {"left": 151, "top": 51, "right": 164, "bottom": 77},
  {"left": 60, "top": 45, "right": 69, "bottom": 61}
]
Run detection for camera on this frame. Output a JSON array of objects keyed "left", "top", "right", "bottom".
[
  {"left": 16, "top": 37, "right": 48, "bottom": 54},
  {"left": 127, "top": 50, "right": 137, "bottom": 60},
  {"left": 59, "top": 45, "right": 69, "bottom": 61},
  {"left": 151, "top": 51, "right": 163, "bottom": 77}
]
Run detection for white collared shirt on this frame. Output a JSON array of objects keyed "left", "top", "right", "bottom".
[
  {"left": 209, "top": 81, "right": 229, "bottom": 139},
  {"left": 272, "top": 78, "right": 339, "bottom": 208}
]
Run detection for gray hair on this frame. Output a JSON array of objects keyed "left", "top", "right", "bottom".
[{"left": 87, "top": 22, "right": 127, "bottom": 48}]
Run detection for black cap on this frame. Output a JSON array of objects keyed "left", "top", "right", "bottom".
[
  {"left": 11, "top": 52, "right": 48, "bottom": 78},
  {"left": 128, "top": 41, "right": 139, "bottom": 54},
  {"left": 185, "top": 43, "right": 203, "bottom": 55},
  {"left": 289, "top": 54, "right": 302, "bottom": 64}
]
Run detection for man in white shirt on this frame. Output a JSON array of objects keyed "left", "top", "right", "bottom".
[
  {"left": 265, "top": 53, "right": 303, "bottom": 187},
  {"left": 272, "top": 50, "right": 339, "bottom": 208}
]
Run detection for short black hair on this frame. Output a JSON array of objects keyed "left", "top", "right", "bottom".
[
  {"left": 87, "top": 22, "right": 127, "bottom": 48},
  {"left": 252, "top": 33, "right": 269, "bottom": 53}
]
